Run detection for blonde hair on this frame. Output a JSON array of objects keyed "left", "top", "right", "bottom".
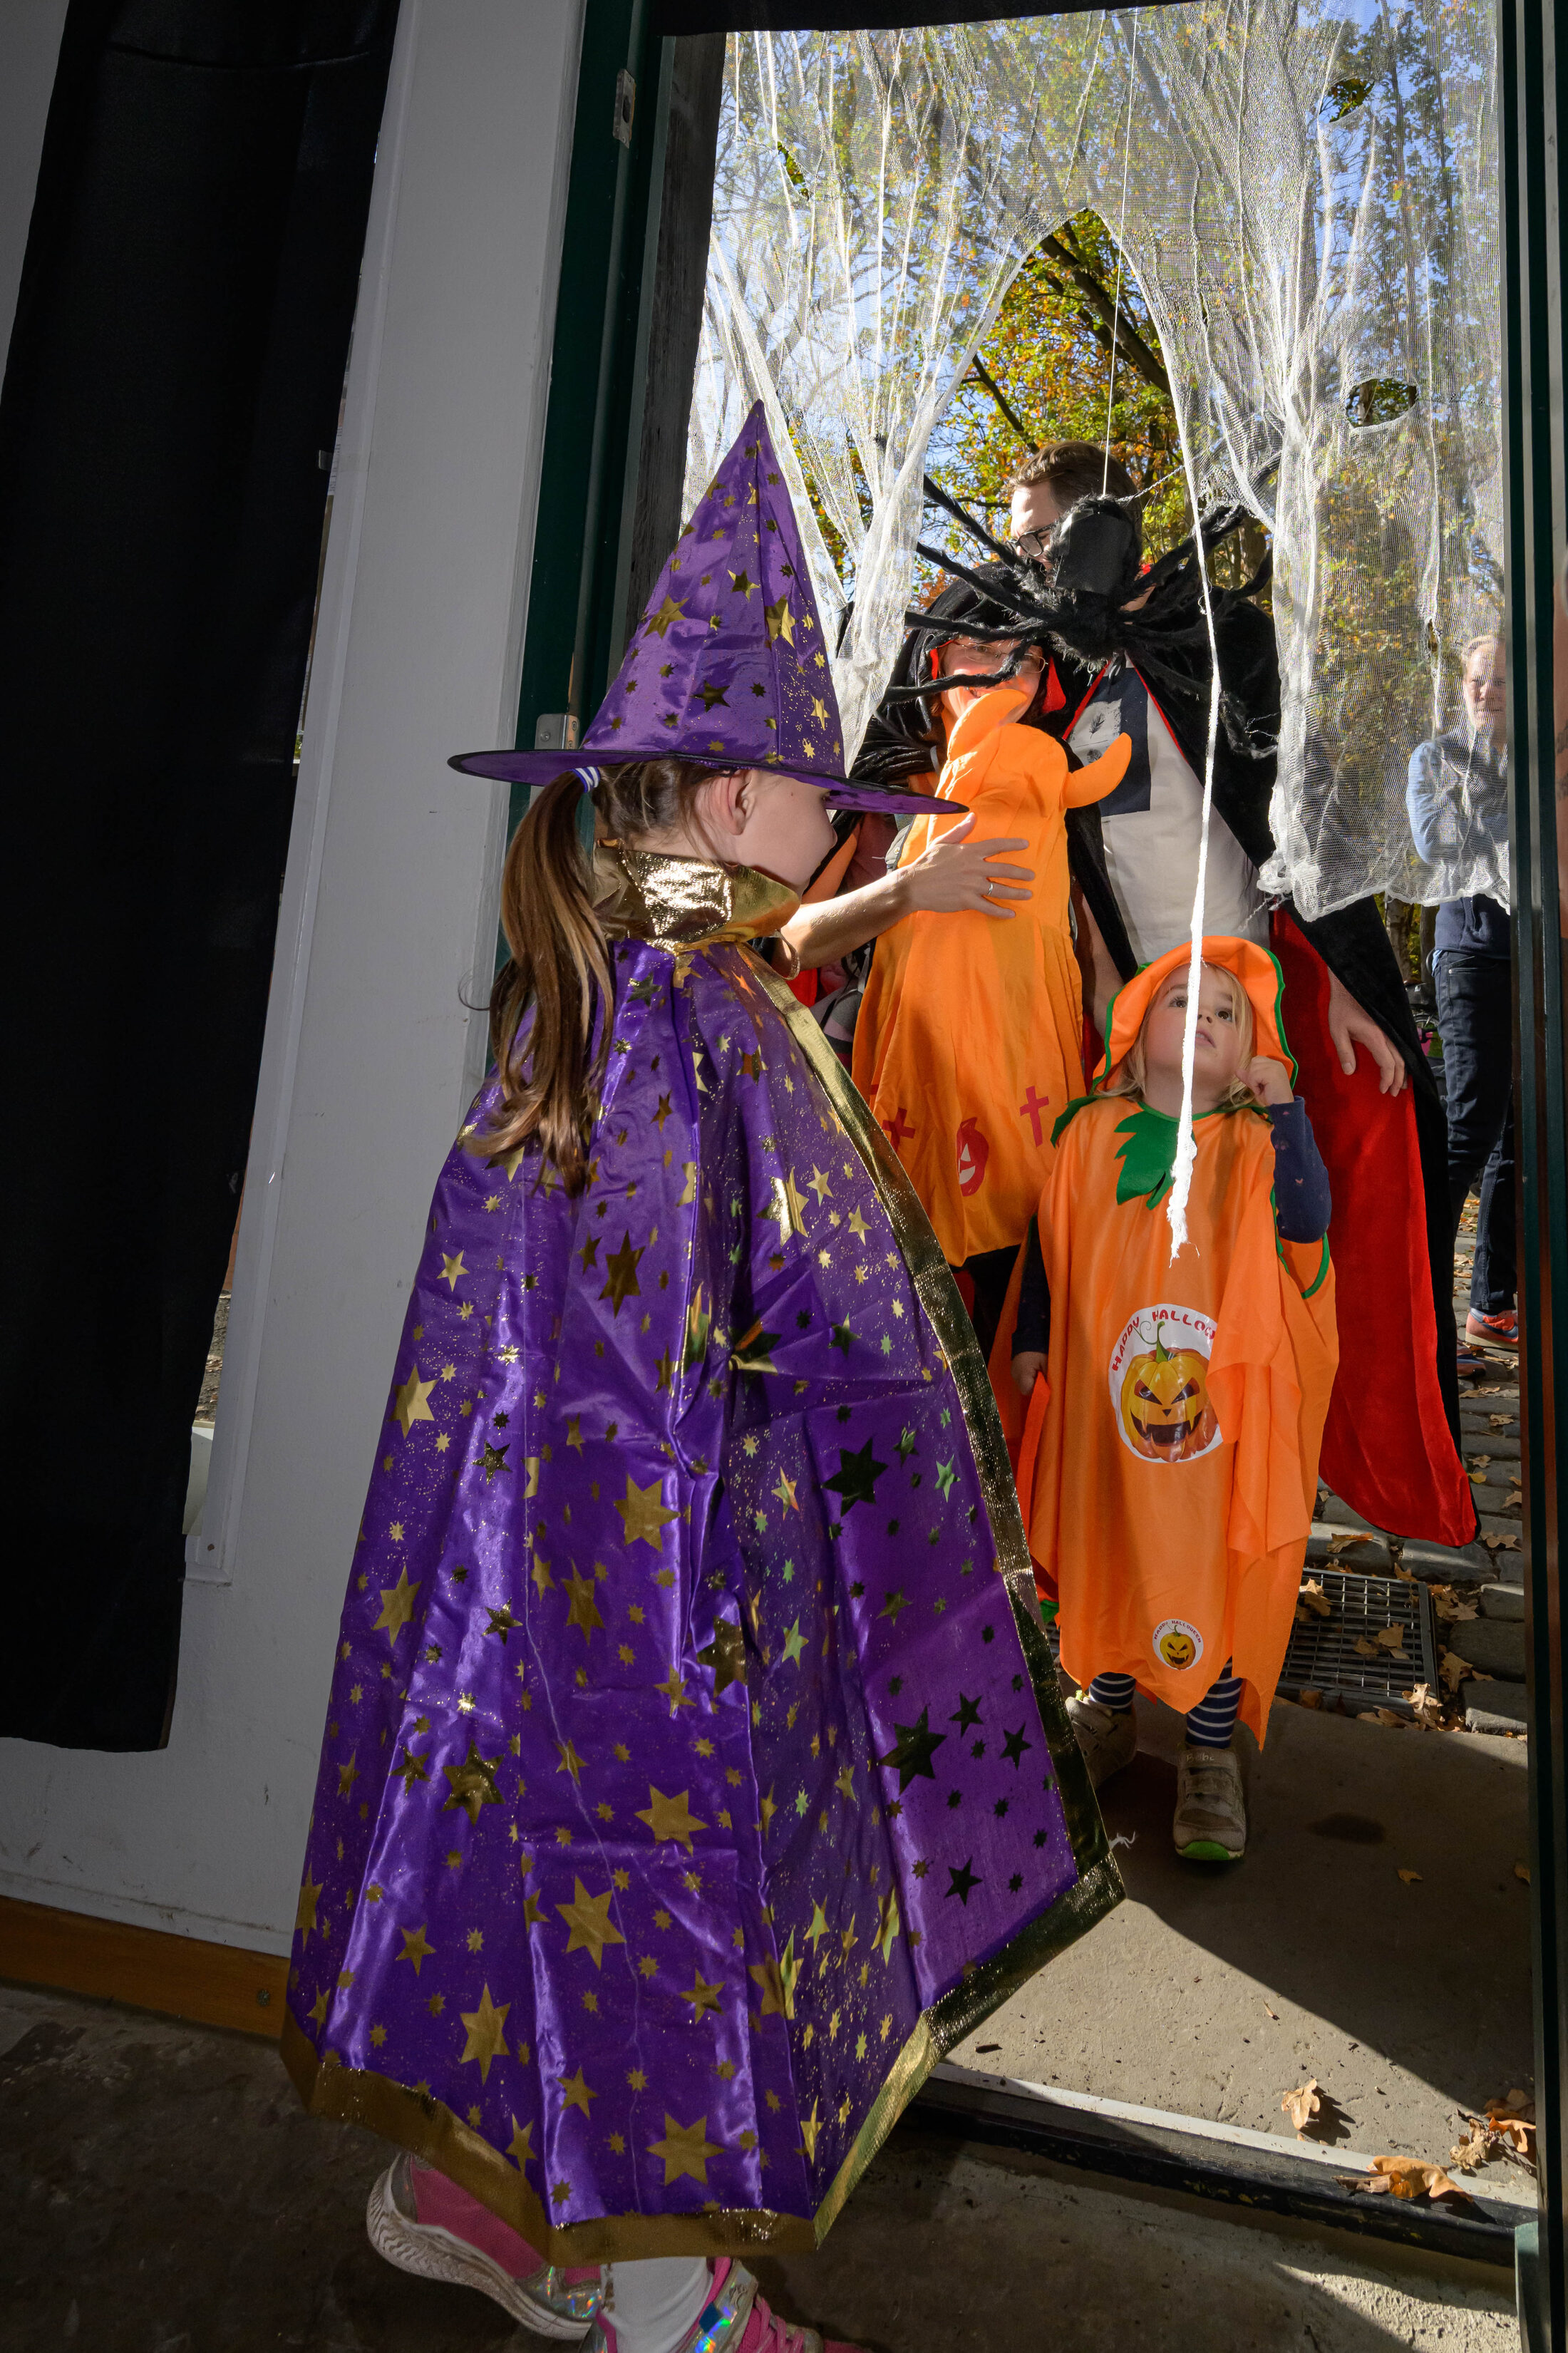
[
  {"left": 1101, "top": 960, "right": 1258, "bottom": 1110},
  {"left": 480, "top": 759, "right": 718, "bottom": 1193},
  {"left": 1462, "top": 632, "right": 1504, "bottom": 677}
]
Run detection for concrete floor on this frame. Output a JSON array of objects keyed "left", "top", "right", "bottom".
[
  {"left": 0, "top": 1985, "right": 1520, "bottom": 2353},
  {"left": 951, "top": 1693, "right": 1535, "bottom": 2170}
]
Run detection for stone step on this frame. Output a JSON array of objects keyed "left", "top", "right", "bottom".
[
  {"left": 1480, "top": 1584, "right": 1524, "bottom": 1621},
  {"left": 1463, "top": 1679, "right": 1529, "bottom": 1734},
  {"left": 1445, "top": 1615, "right": 1527, "bottom": 1682}
]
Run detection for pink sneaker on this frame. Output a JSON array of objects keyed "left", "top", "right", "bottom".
[
  {"left": 365, "top": 2152, "right": 602, "bottom": 2336},
  {"left": 585, "top": 2258, "right": 865, "bottom": 2353}
]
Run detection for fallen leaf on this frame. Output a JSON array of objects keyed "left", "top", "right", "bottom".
[
  {"left": 1480, "top": 1530, "right": 1521, "bottom": 1551},
  {"left": 1405, "top": 1684, "right": 1443, "bottom": 1726},
  {"left": 1450, "top": 2117, "right": 1490, "bottom": 2173},
  {"left": 1297, "top": 1577, "right": 1332, "bottom": 1618},
  {"left": 1361, "top": 1707, "right": 1409, "bottom": 1728},
  {"left": 1514, "top": 1862, "right": 1530, "bottom": 1884},
  {"left": 1469, "top": 1454, "right": 1492, "bottom": 1469},
  {"left": 1353, "top": 1635, "right": 1381, "bottom": 1659},
  {"left": 1373, "top": 1625, "right": 1408, "bottom": 1652},
  {"left": 1282, "top": 2079, "right": 1321, "bottom": 2133},
  {"left": 1326, "top": 1531, "right": 1364, "bottom": 1555},
  {"left": 1297, "top": 1688, "right": 1324, "bottom": 1710},
  {"left": 1440, "top": 1652, "right": 1471, "bottom": 1694},
  {"left": 1487, "top": 1413, "right": 1512, "bottom": 1428},
  {"left": 1364, "top": 2155, "right": 1473, "bottom": 2203},
  {"left": 1397, "top": 1867, "right": 1422, "bottom": 1883}
]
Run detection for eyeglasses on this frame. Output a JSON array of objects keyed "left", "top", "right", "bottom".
[{"left": 1013, "top": 527, "right": 1056, "bottom": 560}]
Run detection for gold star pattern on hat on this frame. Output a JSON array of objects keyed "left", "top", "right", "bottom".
[
  {"left": 564, "top": 1565, "right": 604, "bottom": 1642},
  {"left": 762, "top": 1169, "right": 808, "bottom": 1245},
  {"left": 398, "top": 1923, "right": 436, "bottom": 1974},
  {"left": 764, "top": 597, "right": 795, "bottom": 646},
  {"left": 458, "top": 1984, "right": 510, "bottom": 2082},
  {"left": 697, "top": 1618, "right": 746, "bottom": 1694},
  {"left": 393, "top": 1366, "right": 436, "bottom": 1437},
  {"left": 615, "top": 1474, "right": 677, "bottom": 1550},
  {"left": 508, "top": 2115, "right": 535, "bottom": 2171},
  {"left": 374, "top": 1567, "right": 421, "bottom": 1640},
  {"left": 635, "top": 1786, "right": 707, "bottom": 1851},
  {"left": 800, "top": 2098, "right": 821, "bottom": 2161},
  {"left": 443, "top": 1740, "right": 502, "bottom": 1823},
  {"left": 648, "top": 2113, "right": 721, "bottom": 2185},
  {"left": 439, "top": 1252, "right": 465, "bottom": 1290},
  {"left": 557, "top": 1879, "right": 626, "bottom": 1969}
]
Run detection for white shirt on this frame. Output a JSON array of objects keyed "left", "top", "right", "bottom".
[{"left": 1068, "top": 666, "right": 1269, "bottom": 964}]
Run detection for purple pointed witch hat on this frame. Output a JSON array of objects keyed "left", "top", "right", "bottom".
[{"left": 450, "top": 403, "right": 949, "bottom": 815}]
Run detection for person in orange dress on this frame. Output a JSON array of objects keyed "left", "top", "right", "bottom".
[
  {"left": 1012, "top": 937, "right": 1339, "bottom": 1862},
  {"left": 851, "top": 622, "right": 1130, "bottom": 1351}
]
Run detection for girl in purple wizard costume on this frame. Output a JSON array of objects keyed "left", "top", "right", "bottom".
[{"left": 282, "top": 406, "right": 1120, "bottom": 2353}]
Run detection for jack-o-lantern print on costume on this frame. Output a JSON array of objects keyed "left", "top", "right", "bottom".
[
  {"left": 956, "top": 1117, "right": 990, "bottom": 1198},
  {"left": 1111, "top": 1309, "right": 1222, "bottom": 1464}
]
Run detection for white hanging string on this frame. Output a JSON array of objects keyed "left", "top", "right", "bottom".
[{"left": 1162, "top": 58, "right": 1229, "bottom": 1262}]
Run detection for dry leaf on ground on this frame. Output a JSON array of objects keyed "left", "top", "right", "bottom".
[
  {"left": 1440, "top": 1652, "right": 1471, "bottom": 1693},
  {"left": 1481, "top": 1530, "right": 1522, "bottom": 1551},
  {"left": 1282, "top": 2079, "right": 1321, "bottom": 2133},
  {"left": 1487, "top": 1413, "right": 1513, "bottom": 1428},
  {"left": 1353, "top": 1635, "right": 1381, "bottom": 1659},
  {"left": 1433, "top": 1589, "right": 1478, "bottom": 1622},
  {"left": 1298, "top": 1577, "right": 1332, "bottom": 1618},
  {"left": 1373, "top": 1625, "right": 1408, "bottom": 1652},
  {"left": 1450, "top": 2118, "right": 1490, "bottom": 2172},
  {"left": 1513, "top": 1863, "right": 1530, "bottom": 1885},
  {"left": 1326, "top": 1531, "right": 1364, "bottom": 1556},
  {"left": 1360, "top": 1707, "right": 1409, "bottom": 1728},
  {"left": 1405, "top": 1684, "right": 1443, "bottom": 1726},
  {"left": 1355, "top": 2156, "right": 1473, "bottom": 2203},
  {"left": 1297, "top": 1689, "right": 1324, "bottom": 1710},
  {"left": 1469, "top": 1454, "right": 1492, "bottom": 1470},
  {"left": 1397, "top": 1868, "right": 1422, "bottom": 1884}
]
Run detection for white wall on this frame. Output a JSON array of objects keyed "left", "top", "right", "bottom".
[
  {"left": 0, "top": 0, "right": 70, "bottom": 369},
  {"left": 0, "top": 0, "right": 583, "bottom": 1952}
]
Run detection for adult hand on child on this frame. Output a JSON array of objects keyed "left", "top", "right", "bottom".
[
  {"left": 901, "top": 810, "right": 1033, "bottom": 920},
  {"left": 1246, "top": 1055, "right": 1295, "bottom": 1107},
  {"left": 1011, "top": 1350, "right": 1048, "bottom": 1398},
  {"left": 1326, "top": 969, "right": 1407, "bottom": 1095}
]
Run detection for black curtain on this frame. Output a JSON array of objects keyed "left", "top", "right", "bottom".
[{"left": 0, "top": 0, "right": 398, "bottom": 1750}]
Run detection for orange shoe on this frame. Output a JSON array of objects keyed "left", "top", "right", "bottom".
[{"left": 1466, "top": 1308, "right": 1519, "bottom": 1349}]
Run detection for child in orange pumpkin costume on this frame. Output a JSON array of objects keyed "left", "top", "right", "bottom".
[
  {"left": 1013, "top": 938, "right": 1339, "bottom": 1861},
  {"left": 852, "top": 670, "right": 1130, "bottom": 1314}
]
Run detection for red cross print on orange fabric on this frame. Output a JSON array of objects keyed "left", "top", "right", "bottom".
[
  {"left": 1018, "top": 1086, "right": 1051, "bottom": 1145},
  {"left": 882, "top": 1107, "right": 915, "bottom": 1149}
]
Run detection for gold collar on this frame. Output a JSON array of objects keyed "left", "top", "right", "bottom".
[{"left": 594, "top": 846, "right": 800, "bottom": 951}]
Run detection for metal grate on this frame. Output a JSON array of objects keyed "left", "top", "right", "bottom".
[
  {"left": 1278, "top": 1570, "right": 1439, "bottom": 1715},
  {"left": 1042, "top": 1572, "right": 1439, "bottom": 1718}
]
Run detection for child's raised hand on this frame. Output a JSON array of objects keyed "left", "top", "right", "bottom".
[
  {"left": 1011, "top": 1350, "right": 1048, "bottom": 1398},
  {"left": 1247, "top": 1054, "right": 1294, "bottom": 1107}
]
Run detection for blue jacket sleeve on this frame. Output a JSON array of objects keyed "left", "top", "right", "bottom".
[{"left": 1270, "top": 1098, "right": 1332, "bottom": 1242}]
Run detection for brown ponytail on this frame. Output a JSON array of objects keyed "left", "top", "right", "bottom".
[{"left": 479, "top": 759, "right": 718, "bottom": 1193}]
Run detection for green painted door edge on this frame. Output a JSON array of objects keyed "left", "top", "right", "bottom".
[{"left": 507, "top": 0, "right": 668, "bottom": 850}]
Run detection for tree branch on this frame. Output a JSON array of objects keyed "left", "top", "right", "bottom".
[
  {"left": 1037, "top": 232, "right": 1171, "bottom": 398},
  {"left": 967, "top": 354, "right": 1037, "bottom": 448}
]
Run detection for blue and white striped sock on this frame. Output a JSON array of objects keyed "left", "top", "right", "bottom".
[
  {"left": 1087, "top": 1671, "right": 1138, "bottom": 1714},
  {"left": 1185, "top": 1664, "right": 1243, "bottom": 1750}
]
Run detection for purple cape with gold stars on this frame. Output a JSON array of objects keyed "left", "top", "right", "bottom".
[{"left": 282, "top": 849, "right": 1120, "bottom": 2262}]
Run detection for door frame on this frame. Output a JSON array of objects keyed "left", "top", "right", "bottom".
[{"left": 515, "top": 5, "right": 1567, "bottom": 2334}]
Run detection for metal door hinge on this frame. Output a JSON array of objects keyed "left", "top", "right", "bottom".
[
  {"left": 535, "top": 713, "right": 581, "bottom": 752},
  {"left": 613, "top": 68, "right": 635, "bottom": 146}
]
